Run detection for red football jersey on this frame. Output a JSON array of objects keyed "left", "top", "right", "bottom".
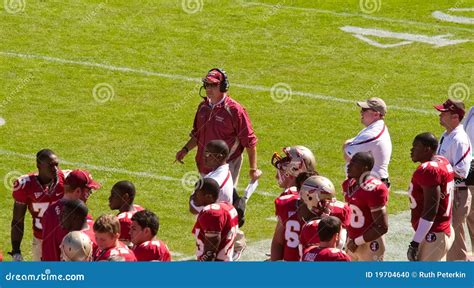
[
  {"left": 409, "top": 155, "right": 454, "bottom": 236},
  {"left": 192, "top": 202, "right": 239, "bottom": 261},
  {"left": 343, "top": 177, "right": 389, "bottom": 239},
  {"left": 132, "top": 239, "right": 171, "bottom": 262},
  {"left": 12, "top": 170, "right": 68, "bottom": 239},
  {"left": 299, "top": 201, "right": 351, "bottom": 249},
  {"left": 274, "top": 193, "right": 305, "bottom": 261},
  {"left": 93, "top": 241, "right": 137, "bottom": 261},
  {"left": 302, "top": 246, "right": 351, "bottom": 262},
  {"left": 279, "top": 186, "right": 298, "bottom": 197},
  {"left": 117, "top": 204, "right": 144, "bottom": 243}
]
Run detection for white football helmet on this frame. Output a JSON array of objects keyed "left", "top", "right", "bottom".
[
  {"left": 272, "top": 146, "right": 316, "bottom": 178},
  {"left": 299, "top": 176, "right": 336, "bottom": 216},
  {"left": 60, "top": 231, "right": 93, "bottom": 262}
]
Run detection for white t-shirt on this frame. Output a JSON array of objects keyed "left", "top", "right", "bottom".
[
  {"left": 463, "top": 106, "right": 474, "bottom": 147},
  {"left": 437, "top": 125, "right": 472, "bottom": 180},
  {"left": 344, "top": 119, "right": 392, "bottom": 179},
  {"left": 190, "top": 164, "right": 234, "bottom": 213},
  {"left": 204, "top": 163, "right": 234, "bottom": 203}
]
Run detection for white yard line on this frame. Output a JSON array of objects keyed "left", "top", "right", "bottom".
[
  {"left": 243, "top": 1, "right": 474, "bottom": 33},
  {"left": 0, "top": 51, "right": 436, "bottom": 115},
  {"left": 0, "top": 148, "right": 275, "bottom": 197}
]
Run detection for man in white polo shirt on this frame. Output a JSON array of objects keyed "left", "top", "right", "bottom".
[
  {"left": 343, "top": 97, "right": 392, "bottom": 187},
  {"left": 189, "top": 140, "right": 233, "bottom": 214},
  {"left": 434, "top": 98, "right": 472, "bottom": 261},
  {"left": 462, "top": 106, "right": 474, "bottom": 255}
]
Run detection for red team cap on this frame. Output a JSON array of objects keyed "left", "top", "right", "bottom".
[
  {"left": 434, "top": 99, "right": 465, "bottom": 120},
  {"left": 203, "top": 70, "right": 223, "bottom": 84},
  {"left": 65, "top": 169, "right": 101, "bottom": 190}
]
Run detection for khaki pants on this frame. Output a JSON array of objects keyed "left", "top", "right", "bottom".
[
  {"left": 467, "top": 186, "right": 474, "bottom": 253},
  {"left": 32, "top": 237, "right": 42, "bottom": 261},
  {"left": 447, "top": 187, "right": 472, "bottom": 261},
  {"left": 346, "top": 237, "right": 385, "bottom": 261},
  {"left": 418, "top": 227, "right": 455, "bottom": 261},
  {"left": 228, "top": 154, "right": 243, "bottom": 188}
]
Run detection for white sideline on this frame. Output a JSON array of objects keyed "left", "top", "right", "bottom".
[
  {"left": 0, "top": 51, "right": 436, "bottom": 115},
  {"left": 243, "top": 1, "right": 474, "bottom": 33}
]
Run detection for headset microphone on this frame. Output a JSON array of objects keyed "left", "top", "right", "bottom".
[{"left": 199, "top": 85, "right": 206, "bottom": 99}]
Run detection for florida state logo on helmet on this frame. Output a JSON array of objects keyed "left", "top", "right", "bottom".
[{"left": 299, "top": 175, "right": 336, "bottom": 216}]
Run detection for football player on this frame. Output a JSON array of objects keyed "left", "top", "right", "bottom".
[
  {"left": 270, "top": 146, "right": 317, "bottom": 261},
  {"left": 10, "top": 149, "right": 68, "bottom": 261},
  {"left": 299, "top": 175, "right": 351, "bottom": 251},
  {"left": 108, "top": 181, "right": 143, "bottom": 247},
  {"left": 60, "top": 199, "right": 97, "bottom": 255},
  {"left": 302, "top": 216, "right": 351, "bottom": 262},
  {"left": 130, "top": 210, "right": 171, "bottom": 261},
  {"left": 93, "top": 214, "right": 136, "bottom": 261},
  {"left": 60, "top": 231, "right": 93, "bottom": 262},
  {"left": 192, "top": 178, "right": 239, "bottom": 261},
  {"left": 343, "top": 152, "right": 389, "bottom": 261},
  {"left": 407, "top": 132, "right": 455, "bottom": 261},
  {"left": 42, "top": 169, "right": 100, "bottom": 261}
]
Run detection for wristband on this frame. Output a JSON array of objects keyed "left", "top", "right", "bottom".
[{"left": 354, "top": 236, "right": 366, "bottom": 246}]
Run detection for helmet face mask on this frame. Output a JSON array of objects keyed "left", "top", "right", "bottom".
[
  {"left": 272, "top": 146, "right": 316, "bottom": 177},
  {"left": 300, "top": 176, "right": 336, "bottom": 217},
  {"left": 60, "top": 231, "right": 93, "bottom": 262}
]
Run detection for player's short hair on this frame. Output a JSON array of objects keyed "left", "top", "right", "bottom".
[
  {"left": 414, "top": 132, "right": 438, "bottom": 151},
  {"left": 63, "top": 199, "right": 88, "bottom": 229},
  {"left": 318, "top": 216, "right": 341, "bottom": 242},
  {"left": 93, "top": 214, "right": 120, "bottom": 235},
  {"left": 197, "top": 178, "right": 220, "bottom": 200},
  {"left": 295, "top": 171, "right": 319, "bottom": 191},
  {"left": 112, "top": 180, "right": 136, "bottom": 202},
  {"left": 352, "top": 152, "right": 375, "bottom": 171},
  {"left": 205, "top": 140, "right": 230, "bottom": 159},
  {"left": 131, "top": 210, "right": 159, "bottom": 236},
  {"left": 36, "top": 149, "right": 56, "bottom": 164}
]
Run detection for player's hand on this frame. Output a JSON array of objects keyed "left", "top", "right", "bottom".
[
  {"left": 175, "top": 148, "right": 188, "bottom": 164},
  {"left": 249, "top": 169, "right": 262, "bottom": 182},
  {"left": 8, "top": 251, "right": 23, "bottom": 261},
  {"left": 347, "top": 239, "right": 358, "bottom": 253},
  {"left": 407, "top": 241, "right": 419, "bottom": 261}
]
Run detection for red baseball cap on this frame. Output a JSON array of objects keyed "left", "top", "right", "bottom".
[
  {"left": 203, "top": 70, "right": 223, "bottom": 84},
  {"left": 65, "top": 169, "right": 101, "bottom": 190},
  {"left": 434, "top": 99, "right": 465, "bottom": 120}
]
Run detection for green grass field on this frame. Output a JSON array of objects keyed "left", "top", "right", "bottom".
[{"left": 0, "top": 0, "right": 472, "bottom": 260}]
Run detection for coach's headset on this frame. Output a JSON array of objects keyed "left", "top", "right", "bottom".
[{"left": 199, "top": 68, "right": 229, "bottom": 98}]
